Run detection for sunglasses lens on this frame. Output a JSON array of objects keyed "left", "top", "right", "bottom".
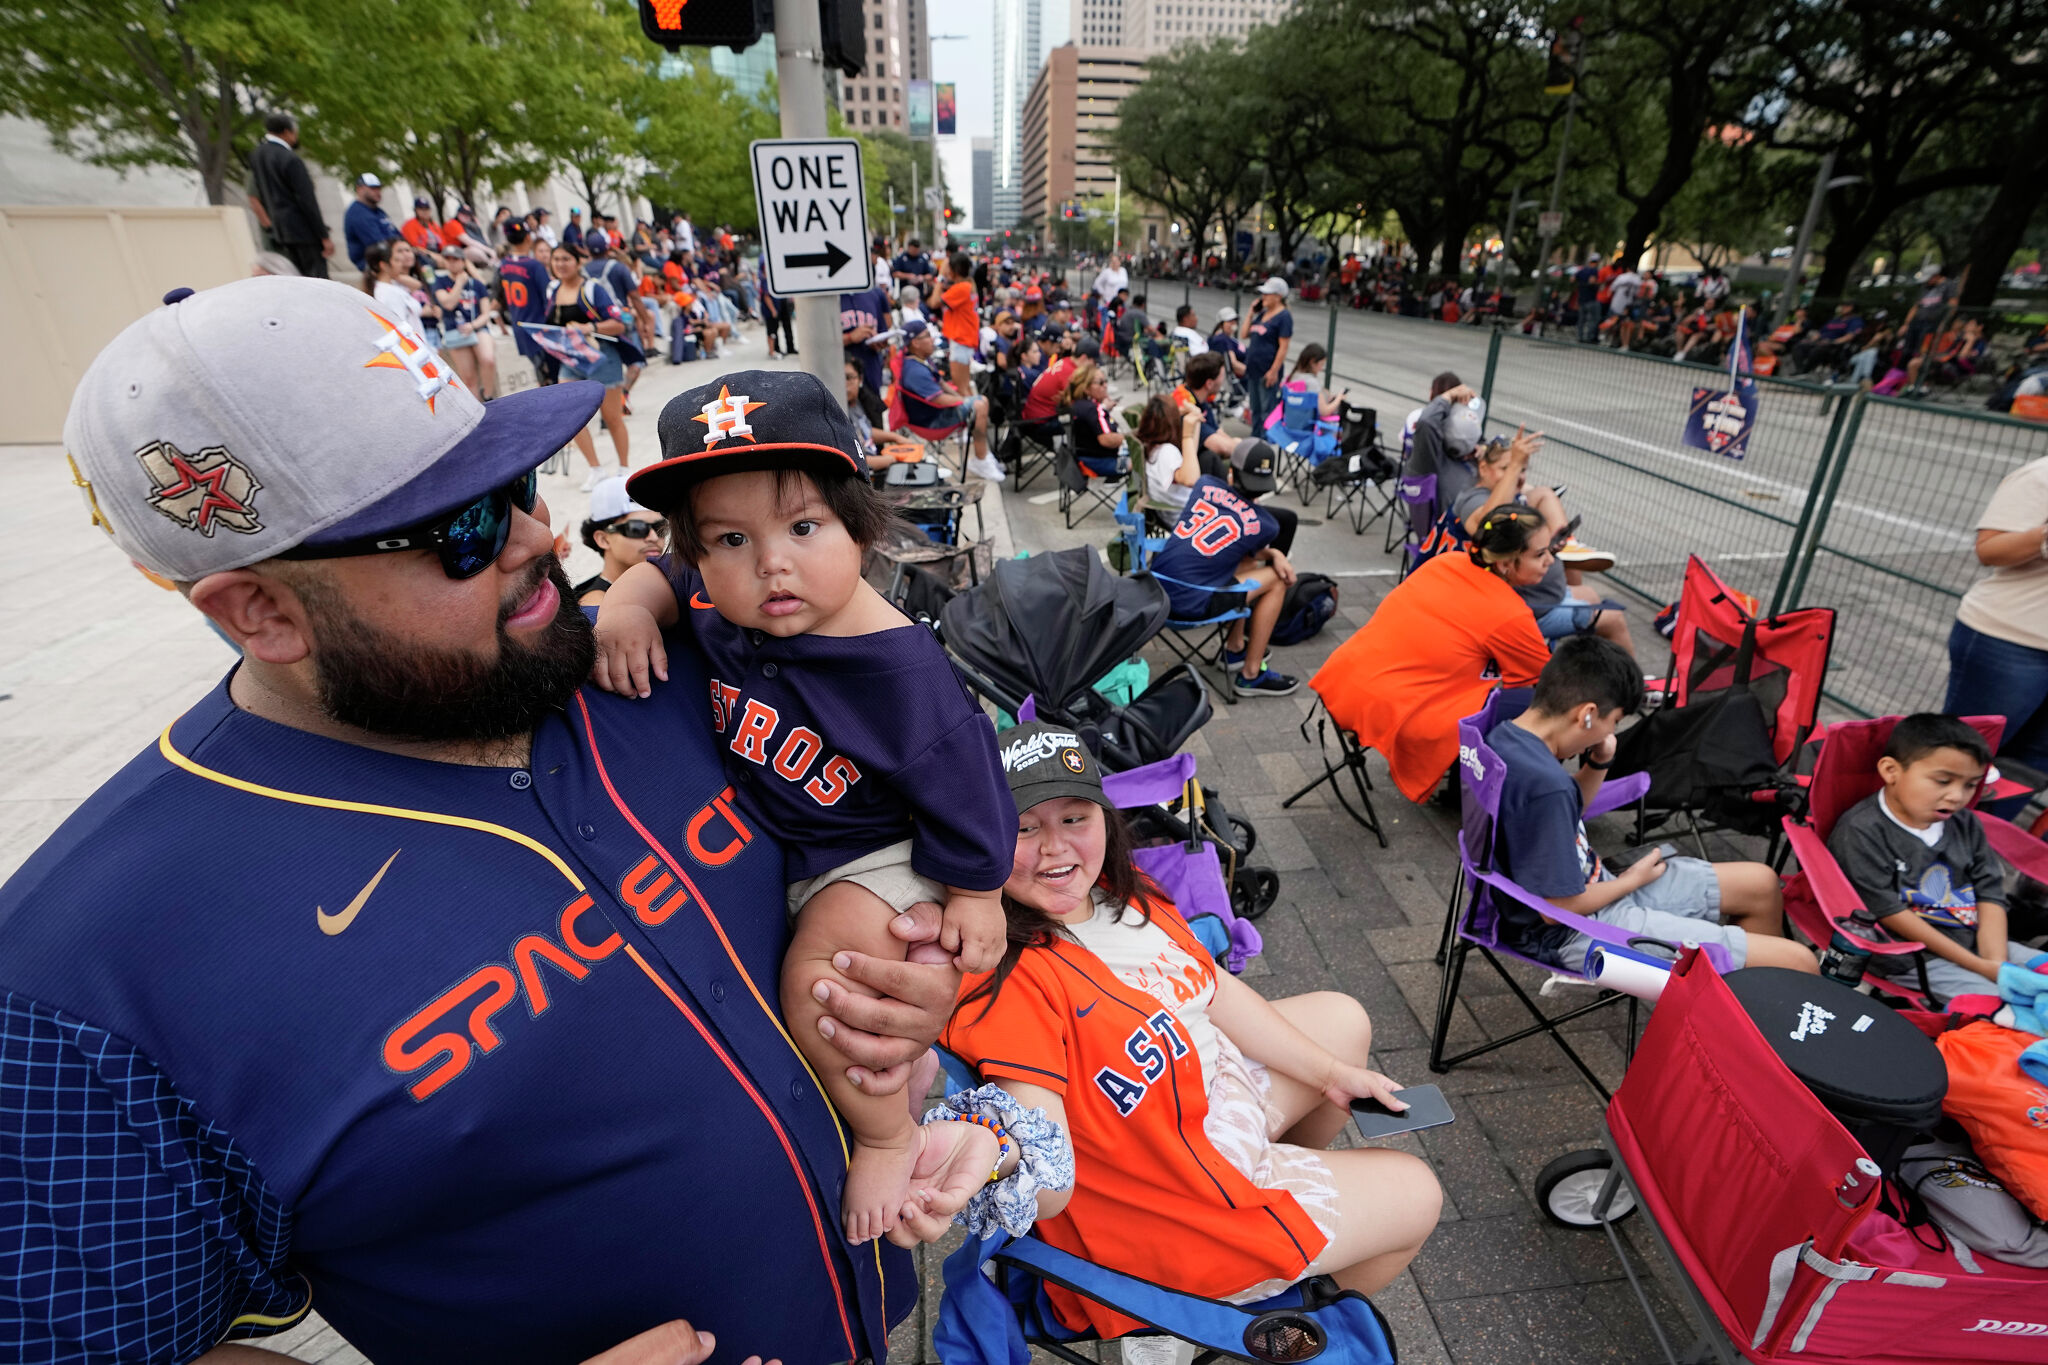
[
  {"left": 441, "top": 488, "right": 511, "bottom": 579},
  {"left": 511, "top": 468, "right": 539, "bottom": 515}
]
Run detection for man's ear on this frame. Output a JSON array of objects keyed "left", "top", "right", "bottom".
[
  {"left": 1876, "top": 755, "right": 1904, "bottom": 785},
  {"left": 187, "top": 568, "right": 314, "bottom": 666}
]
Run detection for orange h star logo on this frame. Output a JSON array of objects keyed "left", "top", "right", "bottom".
[
  {"left": 692, "top": 385, "right": 765, "bottom": 448},
  {"left": 363, "top": 310, "right": 463, "bottom": 413}
]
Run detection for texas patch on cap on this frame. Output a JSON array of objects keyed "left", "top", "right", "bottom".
[
  {"left": 628, "top": 369, "right": 865, "bottom": 510},
  {"left": 999, "top": 722, "right": 1110, "bottom": 812}
]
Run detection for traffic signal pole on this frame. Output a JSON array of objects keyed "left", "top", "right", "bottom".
[{"left": 773, "top": 0, "right": 848, "bottom": 402}]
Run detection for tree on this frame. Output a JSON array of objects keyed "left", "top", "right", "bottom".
[
  {"left": 1108, "top": 40, "right": 1260, "bottom": 266},
  {"left": 1763, "top": 0, "right": 2018, "bottom": 298},
  {"left": 1583, "top": 0, "right": 1778, "bottom": 265},
  {"left": 0, "top": 0, "right": 319, "bottom": 204},
  {"left": 1297, "top": 0, "right": 1565, "bottom": 278}
]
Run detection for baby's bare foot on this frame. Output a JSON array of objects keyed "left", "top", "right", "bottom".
[{"left": 842, "top": 1134, "right": 918, "bottom": 1245}]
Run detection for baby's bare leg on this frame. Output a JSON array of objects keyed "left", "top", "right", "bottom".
[{"left": 782, "top": 879, "right": 921, "bottom": 1243}]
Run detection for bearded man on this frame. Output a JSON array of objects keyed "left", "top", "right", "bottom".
[{"left": 1, "top": 278, "right": 969, "bottom": 1365}]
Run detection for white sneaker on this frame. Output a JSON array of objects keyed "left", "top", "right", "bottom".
[
  {"left": 968, "top": 454, "right": 1008, "bottom": 483},
  {"left": 579, "top": 464, "right": 604, "bottom": 492}
]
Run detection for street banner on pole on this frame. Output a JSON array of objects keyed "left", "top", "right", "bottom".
[
  {"left": 907, "top": 80, "right": 933, "bottom": 138},
  {"left": 748, "top": 138, "right": 874, "bottom": 297},
  {"left": 936, "top": 83, "right": 956, "bottom": 136},
  {"left": 1681, "top": 310, "right": 1760, "bottom": 459}
]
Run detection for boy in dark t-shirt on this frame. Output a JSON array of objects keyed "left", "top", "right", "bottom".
[
  {"left": 1150, "top": 475, "right": 1299, "bottom": 698},
  {"left": 593, "top": 370, "right": 1014, "bottom": 1245},
  {"left": 1827, "top": 713, "right": 2023, "bottom": 1004},
  {"left": 1492, "top": 638, "right": 1818, "bottom": 976}
]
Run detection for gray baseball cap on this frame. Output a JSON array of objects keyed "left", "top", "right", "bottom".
[{"left": 63, "top": 276, "right": 601, "bottom": 581}]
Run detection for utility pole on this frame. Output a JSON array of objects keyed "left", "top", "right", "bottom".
[
  {"left": 1779, "top": 149, "right": 1853, "bottom": 326},
  {"left": 1534, "top": 25, "right": 1586, "bottom": 298},
  {"left": 772, "top": 0, "right": 845, "bottom": 401},
  {"left": 1113, "top": 169, "right": 1122, "bottom": 256}
]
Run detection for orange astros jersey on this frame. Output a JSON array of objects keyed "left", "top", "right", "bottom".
[{"left": 941, "top": 901, "right": 1326, "bottom": 1337}]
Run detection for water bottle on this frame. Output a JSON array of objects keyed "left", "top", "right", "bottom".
[{"left": 1818, "top": 911, "right": 1875, "bottom": 987}]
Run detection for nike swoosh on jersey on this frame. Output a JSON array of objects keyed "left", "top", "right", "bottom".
[
  {"left": 690, "top": 592, "right": 718, "bottom": 610},
  {"left": 1076, "top": 1000, "right": 1097, "bottom": 1017},
  {"left": 317, "top": 850, "right": 401, "bottom": 936}
]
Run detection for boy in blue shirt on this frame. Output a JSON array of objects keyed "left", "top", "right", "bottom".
[
  {"left": 591, "top": 370, "right": 1014, "bottom": 1244},
  {"left": 1491, "top": 637, "right": 1819, "bottom": 975}
]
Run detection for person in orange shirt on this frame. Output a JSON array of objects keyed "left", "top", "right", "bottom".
[
  {"left": 943, "top": 725, "right": 1441, "bottom": 1341},
  {"left": 1311, "top": 508, "right": 1556, "bottom": 801},
  {"left": 938, "top": 251, "right": 982, "bottom": 394}
]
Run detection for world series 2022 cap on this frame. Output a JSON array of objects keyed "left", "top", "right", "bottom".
[
  {"left": 629, "top": 369, "right": 864, "bottom": 511},
  {"left": 998, "top": 722, "right": 1111, "bottom": 813},
  {"left": 63, "top": 275, "right": 602, "bottom": 581}
]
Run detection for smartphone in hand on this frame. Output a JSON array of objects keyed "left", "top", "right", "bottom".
[{"left": 1350, "top": 1083, "right": 1455, "bottom": 1139}]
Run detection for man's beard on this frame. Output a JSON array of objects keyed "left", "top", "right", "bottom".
[{"left": 303, "top": 557, "right": 595, "bottom": 743}]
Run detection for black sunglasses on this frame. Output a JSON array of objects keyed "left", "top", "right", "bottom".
[
  {"left": 604, "top": 518, "right": 668, "bottom": 540},
  {"left": 283, "top": 469, "right": 539, "bottom": 579}
]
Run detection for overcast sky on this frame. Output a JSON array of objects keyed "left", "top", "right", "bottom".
[{"left": 932, "top": 1, "right": 1069, "bottom": 226}]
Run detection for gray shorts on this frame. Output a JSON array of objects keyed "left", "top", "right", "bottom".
[
  {"left": 784, "top": 839, "right": 944, "bottom": 924},
  {"left": 1557, "top": 855, "right": 1749, "bottom": 975},
  {"left": 1870, "top": 940, "right": 2033, "bottom": 1006}
]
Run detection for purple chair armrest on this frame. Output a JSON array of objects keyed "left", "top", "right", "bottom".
[
  {"left": 1585, "top": 771, "right": 1650, "bottom": 820},
  {"left": 1018, "top": 693, "right": 1038, "bottom": 722},
  {"left": 1101, "top": 752, "right": 1197, "bottom": 807},
  {"left": 1470, "top": 865, "right": 1736, "bottom": 976}
]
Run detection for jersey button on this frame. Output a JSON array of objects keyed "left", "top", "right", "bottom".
[
  {"left": 761, "top": 662, "right": 780, "bottom": 678},
  {"left": 749, "top": 629, "right": 766, "bottom": 646},
  {"left": 710, "top": 980, "right": 727, "bottom": 1003},
  {"left": 578, "top": 822, "right": 597, "bottom": 840},
  {"left": 790, "top": 1079, "right": 804, "bottom": 1102},
  {"left": 509, "top": 770, "right": 533, "bottom": 790}
]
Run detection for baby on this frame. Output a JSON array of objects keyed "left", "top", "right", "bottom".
[{"left": 593, "top": 370, "right": 1013, "bottom": 1243}]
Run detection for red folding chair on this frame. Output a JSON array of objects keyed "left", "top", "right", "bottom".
[
  {"left": 886, "top": 350, "right": 972, "bottom": 476},
  {"left": 1780, "top": 713, "right": 2048, "bottom": 1007},
  {"left": 1590, "top": 948, "right": 2048, "bottom": 1364}
]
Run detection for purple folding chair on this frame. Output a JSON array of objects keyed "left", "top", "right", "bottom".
[
  {"left": 1392, "top": 473, "right": 1437, "bottom": 574},
  {"left": 1426, "top": 688, "right": 1734, "bottom": 1100}
]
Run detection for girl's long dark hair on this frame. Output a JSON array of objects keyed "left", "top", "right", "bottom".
[{"left": 960, "top": 802, "right": 1163, "bottom": 1022}]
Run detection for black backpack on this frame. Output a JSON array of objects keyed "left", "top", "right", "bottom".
[{"left": 1268, "top": 573, "right": 1338, "bottom": 646}]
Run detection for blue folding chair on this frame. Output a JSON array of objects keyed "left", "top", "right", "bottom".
[
  {"left": 1262, "top": 385, "right": 1340, "bottom": 505},
  {"left": 1116, "top": 510, "right": 1258, "bottom": 707},
  {"left": 1427, "top": 687, "right": 1734, "bottom": 1100}
]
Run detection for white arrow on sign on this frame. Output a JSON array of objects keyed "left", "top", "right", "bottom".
[{"left": 749, "top": 137, "right": 874, "bottom": 298}]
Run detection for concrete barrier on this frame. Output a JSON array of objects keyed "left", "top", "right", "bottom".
[{"left": 0, "top": 205, "right": 258, "bottom": 445}]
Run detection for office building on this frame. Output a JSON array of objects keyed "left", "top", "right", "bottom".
[
  {"left": 838, "top": 0, "right": 929, "bottom": 130},
  {"left": 1072, "top": 0, "right": 1123, "bottom": 47},
  {"left": 1083, "top": 0, "right": 1292, "bottom": 54},
  {"left": 971, "top": 138, "right": 994, "bottom": 231},
  {"left": 703, "top": 37, "right": 778, "bottom": 100},
  {"left": 1020, "top": 43, "right": 1148, "bottom": 234},
  {"left": 991, "top": 0, "right": 1043, "bottom": 229}
]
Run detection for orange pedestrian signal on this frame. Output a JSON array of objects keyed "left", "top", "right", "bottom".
[{"left": 638, "top": 0, "right": 769, "bottom": 52}]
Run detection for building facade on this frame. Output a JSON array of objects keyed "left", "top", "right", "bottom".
[
  {"left": 991, "top": 0, "right": 1042, "bottom": 229},
  {"left": 1071, "top": 0, "right": 1124, "bottom": 47},
  {"left": 838, "top": 0, "right": 929, "bottom": 131},
  {"left": 971, "top": 138, "right": 994, "bottom": 231},
  {"left": 1119, "top": 0, "right": 1290, "bottom": 52},
  {"left": 1020, "top": 43, "right": 1149, "bottom": 238}
]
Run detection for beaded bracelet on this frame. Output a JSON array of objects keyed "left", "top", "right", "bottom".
[{"left": 937, "top": 1111, "right": 1012, "bottom": 1183}]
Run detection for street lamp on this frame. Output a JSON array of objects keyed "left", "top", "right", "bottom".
[
  {"left": 1777, "top": 151, "right": 1863, "bottom": 323},
  {"left": 926, "top": 32, "right": 968, "bottom": 246}
]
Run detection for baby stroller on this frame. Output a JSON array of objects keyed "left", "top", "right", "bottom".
[{"left": 941, "top": 547, "right": 1213, "bottom": 773}]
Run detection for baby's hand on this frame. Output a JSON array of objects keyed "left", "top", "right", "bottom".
[
  {"left": 592, "top": 602, "right": 668, "bottom": 698},
  {"left": 942, "top": 889, "right": 1008, "bottom": 974}
]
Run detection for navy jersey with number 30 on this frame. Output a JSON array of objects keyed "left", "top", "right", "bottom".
[{"left": 1149, "top": 476, "right": 1279, "bottom": 616}]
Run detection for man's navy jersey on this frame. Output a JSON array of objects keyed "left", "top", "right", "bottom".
[
  {"left": 840, "top": 287, "right": 892, "bottom": 392},
  {"left": 1150, "top": 475, "right": 1280, "bottom": 616},
  {"left": 0, "top": 651, "right": 914, "bottom": 1365},
  {"left": 899, "top": 353, "right": 965, "bottom": 432},
  {"left": 665, "top": 562, "right": 1014, "bottom": 890},
  {"left": 496, "top": 253, "right": 552, "bottom": 359}
]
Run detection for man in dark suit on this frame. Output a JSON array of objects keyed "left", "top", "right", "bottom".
[{"left": 246, "top": 112, "right": 333, "bottom": 279}]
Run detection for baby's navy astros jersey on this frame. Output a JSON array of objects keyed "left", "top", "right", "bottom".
[
  {"left": 0, "top": 641, "right": 911, "bottom": 1365},
  {"left": 668, "top": 560, "right": 1015, "bottom": 890}
]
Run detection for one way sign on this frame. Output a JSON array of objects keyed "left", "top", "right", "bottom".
[{"left": 749, "top": 138, "right": 873, "bottom": 297}]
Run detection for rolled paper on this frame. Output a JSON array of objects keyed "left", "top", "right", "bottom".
[{"left": 1587, "top": 943, "right": 1674, "bottom": 1002}]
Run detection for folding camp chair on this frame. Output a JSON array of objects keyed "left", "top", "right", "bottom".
[
  {"left": 1779, "top": 713, "right": 2048, "bottom": 1008},
  {"left": 1260, "top": 384, "right": 1340, "bottom": 505},
  {"left": 1610, "top": 555, "right": 1836, "bottom": 855},
  {"left": 1056, "top": 442, "right": 1129, "bottom": 529},
  {"left": 1310, "top": 406, "right": 1395, "bottom": 536},
  {"left": 1391, "top": 474, "right": 1437, "bottom": 575},
  {"left": 886, "top": 349, "right": 974, "bottom": 477},
  {"left": 1429, "top": 689, "right": 1731, "bottom": 1100},
  {"left": 1280, "top": 692, "right": 1387, "bottom": 848},
  {"left": 1588, "top": 948, "right": 2048, "bottom": 1365},
  {"left": 1004, "top": 412, "right": 1065, "bottom": 491},
  {"left": 1118, "top": 514, "right": 1257, "bottom": 707}
]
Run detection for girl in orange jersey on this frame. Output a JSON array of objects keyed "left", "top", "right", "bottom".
[{"left": 941, "top": 725, "right": 1441, "bottom": 1340}]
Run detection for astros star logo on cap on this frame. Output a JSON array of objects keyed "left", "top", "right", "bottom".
[
  {"left": 363, "top": 310, "right": 462, "bottom": 413},
  {"left": 693, "top": 385, "right": 766, "bottom": 448},
  {"left": 134, "top": 440, "right": 263, "bottom": 537}
]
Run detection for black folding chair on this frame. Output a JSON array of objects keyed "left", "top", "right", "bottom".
[{"left": 1280, "top": 693, "right": 1387, "bottom": 846}]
